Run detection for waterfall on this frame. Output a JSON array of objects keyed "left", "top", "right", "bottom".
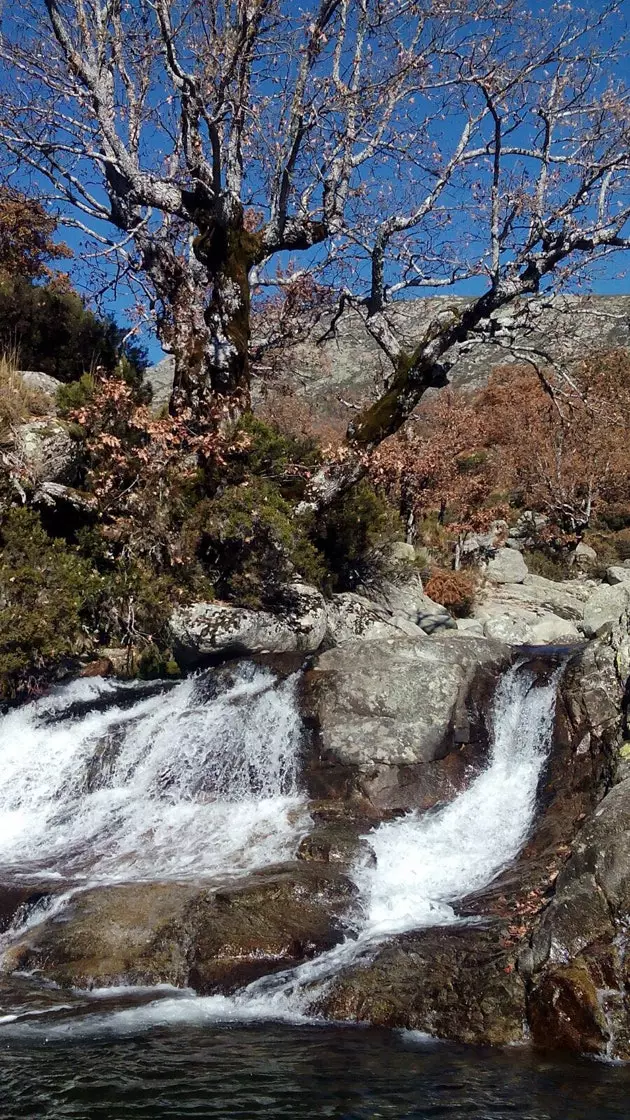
[
  {"left": 0, "top": 659, "right": 560, "bottom": 1035},
  {"left": 0, "top": 664, "right": 307, "bottom": 885}
]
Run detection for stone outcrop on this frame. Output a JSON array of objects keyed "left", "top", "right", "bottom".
[
  {"left": 170, "top": 583, "right": 328, "bottom": 663},
  {"left": 13, "top": 418, "right": 77, "bottom": 486},
  {"left": 581, "top": 584, "right": 630, "bottom": 638},
  {"left": 319, "top": 638, "right": 618, "bottom": 1047},
  {"left": 324, "top": 592, "right": 425, "bottom": 645},
  {"left": 486, "top": 548, "right": 528, "bottom": 585},
  {"left": 145, "top": 293, "right": 630, "bottom": 423},
  {"left": 2, "top": 865, "right": 358, "bottom": 995},
  {"left": 302, "top": 634, "right": 510, "bottom": 812},
  {"left": 473, "top": 567, "right": 596, "bottom": 645},
  {"left": 18, "top": 370, "right": 63, "bottom": 402}
]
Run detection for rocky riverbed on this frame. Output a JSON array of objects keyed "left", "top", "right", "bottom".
[{"left": 2, "top": 539, "right": 630, "bottom": 1058}]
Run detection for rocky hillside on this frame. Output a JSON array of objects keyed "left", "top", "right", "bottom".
[{"left": 146, "top": 294, "right": 630, "bottom": 419}]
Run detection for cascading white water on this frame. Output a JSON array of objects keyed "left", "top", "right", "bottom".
[
  {"left": 0, "top": 659, "right": 561, "bottom": 1036},
  {"left": 0, "top": 664, "right": 307, "bottom": 885}
]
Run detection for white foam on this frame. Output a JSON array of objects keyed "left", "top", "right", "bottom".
[
  {"left": 0, "top": 666, "right": 307, "bottom": 886},
  {"left": 0, "top": 660, "right": 560, "bottom": 1035}
]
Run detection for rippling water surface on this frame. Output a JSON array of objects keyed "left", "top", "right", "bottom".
[{"left": 1, "top": 1026, "right": 629, "bottom": 1119}]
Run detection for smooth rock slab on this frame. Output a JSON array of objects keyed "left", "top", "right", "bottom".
[
  {"left": 303, "top": 635, "right": 509, "bottom": 812},
  {"left": 2, "top": 866, "right": 358, "bottom": 995}
]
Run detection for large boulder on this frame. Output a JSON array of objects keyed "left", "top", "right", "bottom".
[
  {"left": 302, "top": 635, "right": 510, "bottom": 812},
  {"left": 581, "top": 584, "right": 630, "bottom": 637},
  {"left": 13, "top": 418, "right": 77, "bottom": 485},
  {"left": 18, "top": 370, "right": 63, "bottom": 402},
  {"left": 324, "top": 592, "right": 425, "bottom": 645},
  {"left": 170, "top": 583, "right": 327, "bottom": 664},
  {"left": 356, "top": 561, "right": 455, "bottom": 635},
  {"left": 527, "top": 779, "right": 630, "bottom": 1059},
  {"left": 3, "top": 865, "right": 358, "bottom": 994},
  {"left": 486, "top": 548, "right": 529, "bottom": 585},
  {"left": 320, "top": 924, "right": 527, "bottom": 1045},
  {"left": 607, "top": 566, "right": 630, "bottom": 586}
]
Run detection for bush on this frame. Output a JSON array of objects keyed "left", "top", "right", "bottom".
[
  {"left": 0, "top": 508, "right": 98, "bottom": 696},
  {"left": 525, "top": 549, "right": 574, "bottom": 582},
  {"left": 314, "top": 480, "right": 403, "bottom": 591},
  {"left": 0, "top": 353, "right": 51, "bottom": 438},
  {"left": 424, "top": 567, "right": 478, "bottom": 617},
  {"left": 0, "top": 277, "right": 147, "bottom": 382},
  {"left": 183, "top": 478, "right": 324, "bottom": 606}
]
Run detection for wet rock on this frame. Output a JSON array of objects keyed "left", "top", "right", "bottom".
[
  {"left": 320, "top": 923, "right": 526, "bottom": 1045},
  {"left": 296, "top": 821, "right": 376, "bottom": 869},
  {"left": 170, "top": 583, "right": 327, "bottom": 664},
  {"left": 3, "top": 866, "right": 358, "bottom": 995},
  {"left": 302, "top": 635, "right": 509, "bottom": 812},
  {"left": 486, "top": 548, "right": 528, "bottom": 585},
  {"left": 189, "top": 867, "right": 359, "bottom": 993},
  {"left": 80, "top": 658, "right": 114, "bottom": 678},
  {"left": 529, "top": 965, "right": 610, "bottom": 1055},
  {"left": 0, "top": 883, "right": 52, "bottom": 935}
]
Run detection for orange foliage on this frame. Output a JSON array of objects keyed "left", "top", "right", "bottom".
[
  {"left": 71, "top": 375, "right": 227, "bottom": 567},
  {"left": 371, "top": 350, "right": 630, "bottom": 553},
  {"left": 424, "top": 567, "right": 478, "bottom": 616},
  {"left": 0, "top": 187, "right": 71, "bottom": 281}
]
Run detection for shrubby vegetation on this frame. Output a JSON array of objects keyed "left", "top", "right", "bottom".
[
  {"left": 372, "top": 353, "right": 630, "bottom": 573},
  {"left": 0, "top": 361, "right": 402, "bottom": 696}
]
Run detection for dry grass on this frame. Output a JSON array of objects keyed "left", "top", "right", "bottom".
[{"left": 0, "top": 350, "right": 51, "bottom": 441}]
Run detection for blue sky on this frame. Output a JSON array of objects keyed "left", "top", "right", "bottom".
[{"left": 4, "top": 0, "right": 628, "bottom": 366}]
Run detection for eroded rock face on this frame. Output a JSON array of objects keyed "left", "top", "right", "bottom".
[
  {"left": 473, "top": 573, "right": 592, "bottom": 645},
  {"left": 170, "top": 583, "right": 327, "bottom": 663},
  {"left": 320, "top": 924, "right": 526, "bottom": 1045},
  {"left": 302, "top": 635, "right": 510, "bottom": 812},
  {"left": 2, "top": 865, "right": 358, "bottom": 994},
  {"left": 527, "top": 777, "right": 630, "bottom": 1059}
]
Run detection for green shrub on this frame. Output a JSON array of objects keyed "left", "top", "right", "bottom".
[
  {"left": 0, "top": 277, "right": 147, "bottom": 382},
  {"left": 183, "top": 478, "right": 324, "bottom": 606},
  {"left": 314, "top": 481, "right": 403, "bottom": 591},
  {"left": 525, "top": 548, "right": 574, "bottom": 582},
  {"left": 56, "top": 372, "right": 96, "bottom": 418},
  {"left": 0, "top": 508, "right": 98, "bottom": 696},
  {"left": 137, "top": 644, "right": 181, "bottom": 680}
]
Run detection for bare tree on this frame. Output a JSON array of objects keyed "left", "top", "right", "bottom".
[{"left": 1, "top": 0, "right": 629, "bottom": 482}]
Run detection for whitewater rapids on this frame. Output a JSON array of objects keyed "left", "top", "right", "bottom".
[{"left": 0, "top": 658, "right": 560, "bottom": 1032}]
